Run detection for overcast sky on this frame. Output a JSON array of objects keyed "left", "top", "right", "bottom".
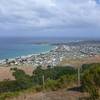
[{"left": 0, "top": 0, "right": 100, "bottom": 37}]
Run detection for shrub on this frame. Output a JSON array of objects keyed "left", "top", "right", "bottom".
[
  {"left": 58, "top": 75, "right": 77, "bottom": 88},
  {"left": 0, "top": 66, "right": 77, "bottom": 99},
  {"left": 0, "top": 92, "right": 19, "bottom": 100},
  {"left": 45, "top": 79, "right": 60, "bottom": 91},
  {"left": 0, "top": 80, "right": 34, "bottom": 93},
  {"left": 34, "top": 85, "right": 43, "bottom": 92},
  {"left": 32, "top": 66, "right": 77, "bottom": 85},
  {"left": 81, "top": 64, "right": 100, "bottom": 100}
]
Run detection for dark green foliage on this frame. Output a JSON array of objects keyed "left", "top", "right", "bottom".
[
  {"left": 82, "top": 63, "right": 100, "bottom": 72},
  {"left": 45, "top": 79, "right": 61, "bottom": 91},
  {"left": 12, "top": 68, "right": 33, "bottom": 88},
  {"left": 32, "top": 66, "right": 77, "bottom": 85},
  {"left": 32, "top": 66, "right": 45, "bottom": 85},
  {"left": 0, "top": 68, "right": 34, "bottom": 93},
  {"left": 0, "top": 66, "right": 77, "bottom": 95},
  {"left": 0, "top": 80, "right": 31, "bottom": 93},
  {"left": 58, "top": 75, "right": 77, "bottom": 86},
  {"left": 48, "top": 67, "right": 77, "bottom": 79},
  {"left": 81, "top": 64, "right": 100, "bottom": 100},
  {"left": 12, "top": 68, "right": 32, "bottom": 81}
]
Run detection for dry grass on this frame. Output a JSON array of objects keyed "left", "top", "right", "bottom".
[
  {"left": 0, "top": 64, "right": 36, "bottom": 81},
  {"left": 59, "top": 55, "right": 100, "bottom": 67}
]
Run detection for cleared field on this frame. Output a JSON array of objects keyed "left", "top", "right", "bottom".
[
  {"left": 0, "top": 64, "right": 36, "bottom": 81},
  {"left": 59, "top": 55, "right": 100, "bottom": 67}
]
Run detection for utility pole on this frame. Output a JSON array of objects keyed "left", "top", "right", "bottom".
[
  {"left": 42, "top": 75, "right": 45, "bottom": 90},
  {"left": 42, "top": 75, "right": 46, "bottom": 100},
  {"left": 77, "top": 67, "right": 81, "bottom": 87}
]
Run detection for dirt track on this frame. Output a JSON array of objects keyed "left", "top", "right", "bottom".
[{"left": 7, "top": 89, "right": 88, "bottom": 100}]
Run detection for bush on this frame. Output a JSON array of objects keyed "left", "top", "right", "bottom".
[
  {"left": 0, "top": 80, "right": 33, "bottom": 93},
  {"left": 34, "top": 85, "right": 43, "bottom": 92},
  {"left": 45, "top": 79, "right": 61, "bottom": 91},
  {"left": 0, "top": 66, "right": 77, "bottom": 99},
  {"left": 0, "top": 92, "right": 19, "bottom": 100},
  {"left": 81, "top": 64, "right": 100, "bottom": 100},
  {"left": 12, "top": 68, "right": 32, "bottom": 81},
  {"left": 58, "top": 75, "right": 77, "bottom": 88},
  {"left": 32, "top": 66, "right": 77, "bottom": 85}
]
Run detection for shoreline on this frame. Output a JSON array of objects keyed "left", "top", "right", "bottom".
[
  {"left": 0, "top": 40, "right": 100, "bottom": 67},
  {"left": 0, "top": 46, "right": 57, "bottom": 66},
  {"left": 0, "top": 43, "right": 55, "bottom": 61}
]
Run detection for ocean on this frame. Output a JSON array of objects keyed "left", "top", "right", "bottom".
[
  {"left": 0, "top": 37, "right": 55, "bottom": 60},
  {"left": 0, "top": 37, "right": 98, "bottom": 60}
]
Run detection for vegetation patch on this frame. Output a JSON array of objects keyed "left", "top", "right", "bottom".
[{"left": 0, "top": 66, "right": 77, "bottom": 100}]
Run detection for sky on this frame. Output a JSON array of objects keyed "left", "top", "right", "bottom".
[{"left": 0, "top": 0, "right": 100, "bottom": 38}]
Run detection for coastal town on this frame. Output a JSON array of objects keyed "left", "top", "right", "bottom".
[{"left": 0, "top": 40, "right": 100, "bottom": 68}]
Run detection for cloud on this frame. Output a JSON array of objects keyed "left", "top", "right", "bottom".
[{"left": 0, "top": 0, "right": 100, "bottom": 33}]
